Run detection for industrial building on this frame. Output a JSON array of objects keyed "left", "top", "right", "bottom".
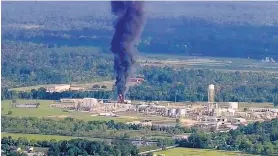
[
  {"left": 51, "top": 98, "right": 98, "bottom": 111},
  {"left": 51, "top": 97, "right": 134, "bottom": 114},
  {"left": 15, "top": 103, "right": 40, "bottom": 108}
]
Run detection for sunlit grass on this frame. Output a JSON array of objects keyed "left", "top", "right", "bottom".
[
  {"left": 1, "top": 100, "right": 133, "bottom": 122},
  {"left": 153, "top": 147, "right": 254, "bottom": 156}
]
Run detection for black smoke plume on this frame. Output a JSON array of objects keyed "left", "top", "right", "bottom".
[{"left": 111, "top": 1, "right": 145, "bottom": 97}]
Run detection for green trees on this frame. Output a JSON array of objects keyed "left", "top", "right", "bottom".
[
  {"left": 7, "top": 111, "right": 13, "bottom": 115},
  {"left": 129, "top": 68, "right": 278, "bottom": 103},
  {"left": 1, "top": 41, "right": 113, "bottom": 88},
  {"left": 157, "top": 138, "right": 175, "bottom": 149},
  {"left": 1, "top": 137, "right": 138, "bottom": 156},
  {"left": 2, "top": 40, "right": 278, "bottom": 103},
  {"left": 1, "top": 116, "right": 192, "bottom": 138},
  {"left": 178, "top": 119, "right": 278, "bottom": 155},
  {"left": 186, "top": 132, "right": 211, "bottom": 148},
  {"left": 2, "top": 67, "right": 278, "bottom": 103}
]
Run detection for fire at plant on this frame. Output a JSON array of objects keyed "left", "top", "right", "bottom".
[{"left": 118, "top": 94, "right": 124, "bottom": 103}]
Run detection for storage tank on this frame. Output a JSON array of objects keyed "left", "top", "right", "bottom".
[
  {"left": 179, "top": 109, "right": 186, "bottom": 116},
  {"left": 83, "top": 98, "right": 98, "bottom": 110},
  {"left": 208, "top": 84, "right": 215, "bottom": 103},
  {"left": 229, "top": 102, "right": 238, "bottom": 109},
  {"left": 170, "top": 108, "right": 176, "bottom": 115}
]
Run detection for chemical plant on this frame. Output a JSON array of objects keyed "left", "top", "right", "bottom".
[{"left": 49, "top": 84, "right": 278, "bottom": 132}]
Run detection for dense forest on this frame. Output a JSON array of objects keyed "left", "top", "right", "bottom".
[
  {"left": 2, "top": 2, "right": 278, "bottom": 59},
  {"left": 179, "top": 119, "right": 278, "bottom": 155},
  {"left": 1, "top": 116, "right": 191, "bottom": 138},
  {"left": 1, "top": 41, "right": 113, "bottom": 87},
  {"left": 2, "top": 40, "right": 278, "bottom": 103},
  {"left": 1, "top": 137, "right": 139, "bottom": 156},
  {"left": 2, "top": 68, "right": 278, "bottom": 103},
  {"left": 129, "top": 67, "right": 278, "bottom": 103}
]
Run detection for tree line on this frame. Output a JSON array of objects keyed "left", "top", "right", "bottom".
[
  {"left": 2, "top": 67, "right": 278, "bottom": 103},
  {"left": 1, "top": 136, "right": 139, "bottom": 156},
  {"left": 3, "top": 118, "right": 278, "bottom": 155},
  {"left": 1, "top": 116, "right": 192, "bottom": 139},
  {"left": 129, "top": 67, "right": 278, "bottom": 103},
  {"left": 178, "top": 119, "right": 278, "bottom": 155}
]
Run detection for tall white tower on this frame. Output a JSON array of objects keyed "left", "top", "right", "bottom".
[{"left": 208, "top": 84, "right": 215, "bottom": 103}]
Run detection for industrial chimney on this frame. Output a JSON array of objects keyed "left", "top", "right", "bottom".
[{"left": 208, "top": 84, "right": 215, "bottom": 103}]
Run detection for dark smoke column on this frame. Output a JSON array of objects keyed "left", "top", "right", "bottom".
[{"left": 110, "top": 1, "right": 145, "bottom": 103}]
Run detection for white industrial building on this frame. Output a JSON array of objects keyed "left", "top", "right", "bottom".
[
  {"left": 229, "top": 102, "right": 239, "bottom": 109},
  {"left": 52, "top": 98, "right": 99, "bottom": 111},
  {"left": 82, "top": 98, "right": 98, "bottom": 111},
  {"left": 15, "top": 103, "right": 40, "bottom": 108}
]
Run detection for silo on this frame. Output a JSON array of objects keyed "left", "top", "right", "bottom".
[
  {"left": 208, "top": 84, "right": 215, "bottom": 103},
  {"left": 164, "top": 108, "right": 169, "bottom": 116},
  {"left": 83, "top": 98, "right": 98, "bottom": 110}
]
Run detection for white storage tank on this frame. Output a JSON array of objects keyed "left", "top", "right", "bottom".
[
  {"left": 208, "top": 84, "right": 215, "bottom": 103},
  {"left": 83, "top": 98, "right": 98, "bottom": 110},
  {"left": 229, "top": 102, "right": 238, "bottom": 109},
  {"left": 124, "top": 100, "right": 132, "bottom": 104},
  {"left": 170, "top": 108, "right": 176, "bottom": 115},
  {"left": 179, "top": 109, "right": 186, "bottom": 115}
]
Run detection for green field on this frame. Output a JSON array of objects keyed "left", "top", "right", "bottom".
[
  {"left": 9, "top": 80, "right": 138, "bottom": 92},
  {"left": 139, "top": 54, "right": 278, "bottom": 73},
  {"left": 153, "top": 147, "right": 254, "bottom": 156},
  {"left": 1, "top": 132, "right": 80, "bottom": 141},
  {"left": 8, "top": 81, "right": 115, "bottom": 92},
  {"left": 1, "top": 100, "right": 175, "bottom": 124},
  {"left": 1, "top": 100, "right": 135, "bottom": 122}
]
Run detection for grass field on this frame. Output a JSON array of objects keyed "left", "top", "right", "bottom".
[
  {"left": 1, "top": 100, "right": 135, "bottom": 122},
  {"left": 9, "top": 80, "right": 138, "bottom": 92},
  {"left": 139, "top": 54, "right": 278, "bottom": 73},
  {"left": 9, "top": 80, "right": 115, "bottom": 92},
  {"left": 2, "top": 100, "right": 273, "bottom": 122},
  {"left": 1, "top": 132, "right": 81, "bottom": 141},
  {"left": 1, "top": 100, "right": 176, "bottom": 124},
  {"left": 153, "top": 147, "right": 254, "bottom": 156}
]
